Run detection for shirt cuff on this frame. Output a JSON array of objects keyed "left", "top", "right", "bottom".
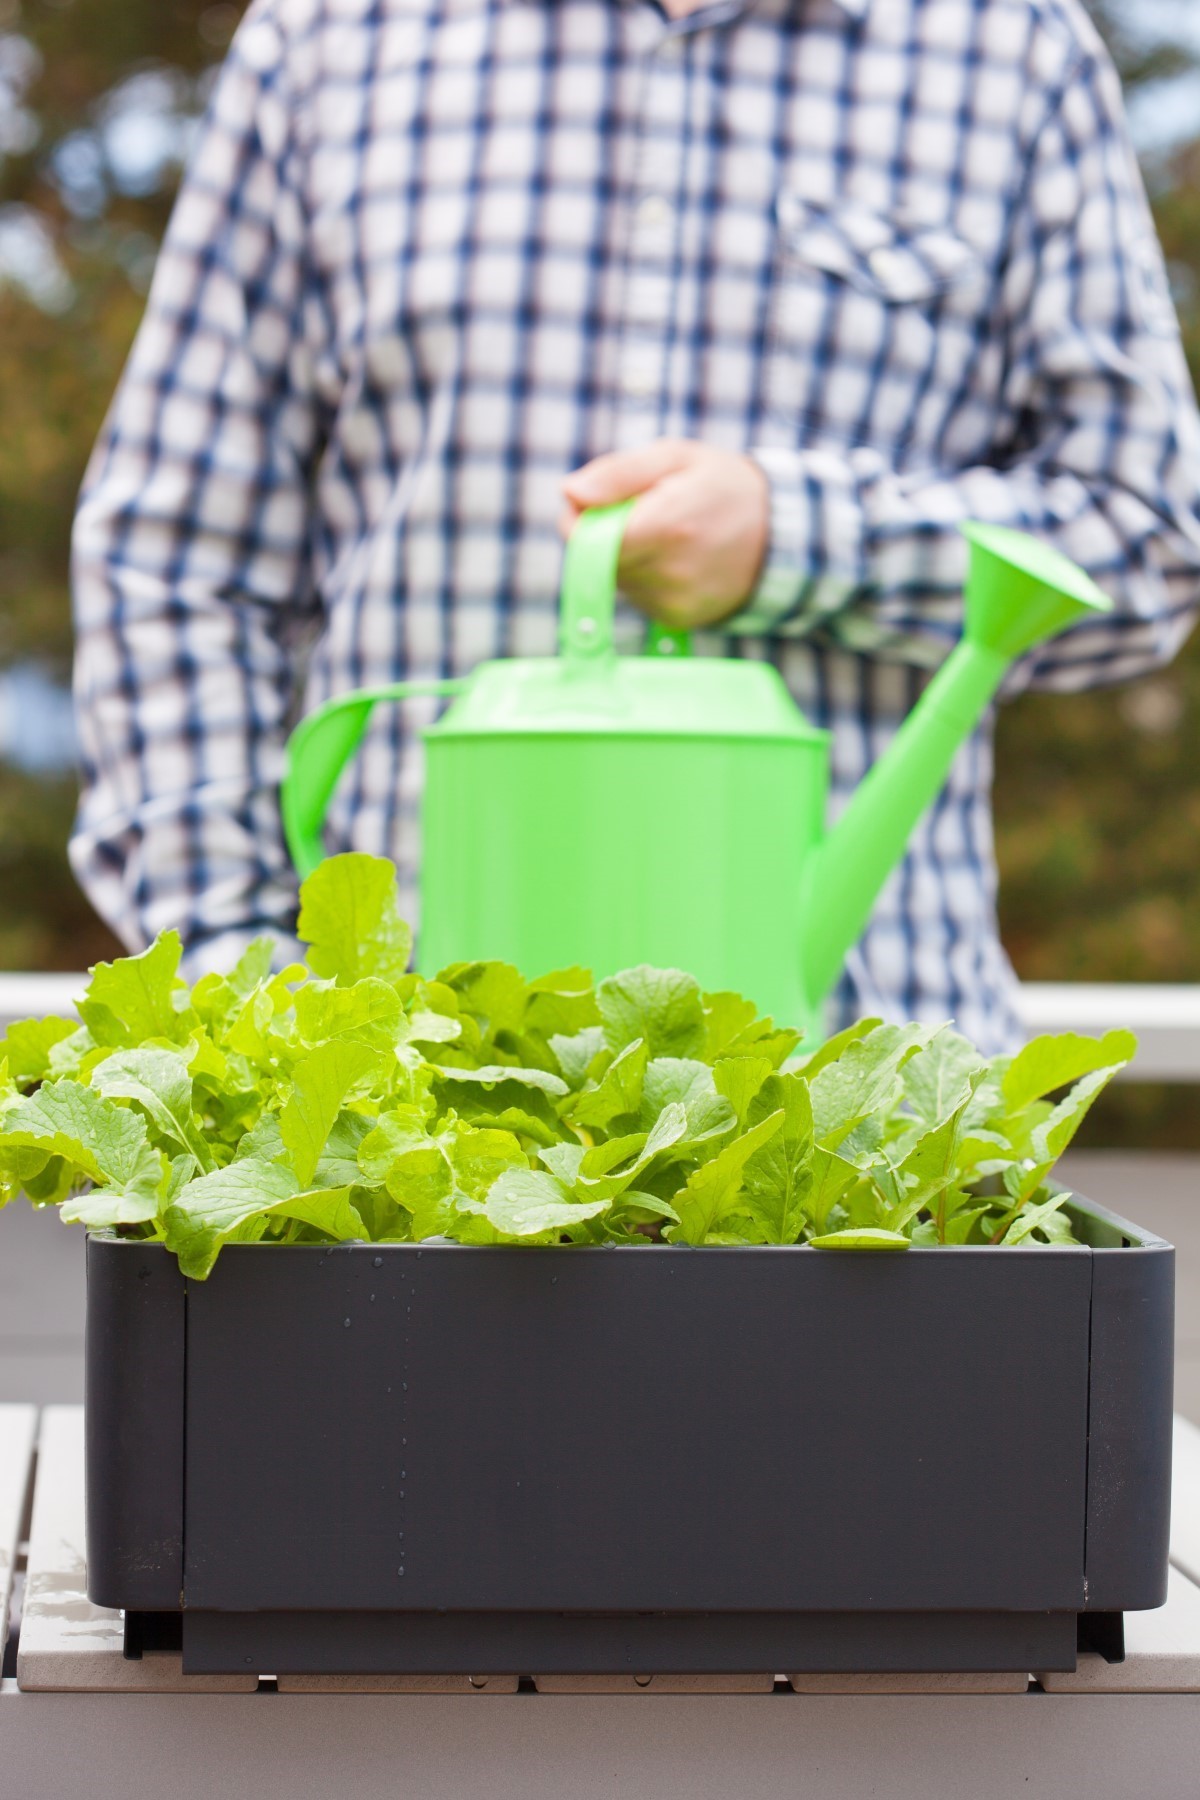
[{"left": 728, "top": 446, "right": 868, "bottom": 635}]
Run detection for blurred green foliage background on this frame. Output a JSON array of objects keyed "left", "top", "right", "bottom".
[
  {"left": 0, "top": 0, "right": 238, "bottom": 968},
  {"left": 998, "top": 3, "right": 1200, "bottom": 991},
  {"left": 1, "top": 0, "right": 1199, "bottom": 1138}
]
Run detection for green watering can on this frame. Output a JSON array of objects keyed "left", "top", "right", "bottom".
[{"left": 282, "top": 503, "right": 1110, "bottom": 1043}]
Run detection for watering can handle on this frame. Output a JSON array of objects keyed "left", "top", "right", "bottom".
[
  {"left": 284, "top": 504, "right": 698, "bottom": 878},
  {"left": 560, "top": 500, "right": 694, "bottom": 660},
  {"left": 281, "top": 679, "right": 465, "bottom": 880}
]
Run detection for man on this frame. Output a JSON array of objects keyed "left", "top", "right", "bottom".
[{"left": 71, "top": 0, "right": 1200, "bottom": 1050}]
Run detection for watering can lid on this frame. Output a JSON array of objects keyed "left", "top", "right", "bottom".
[{"left": 425, "top": 649, "right": 827, "bottom": 742}]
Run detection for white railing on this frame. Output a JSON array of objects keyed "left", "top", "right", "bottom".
[
  {"left": 1, "top": 973, "right": 1199, "bottom": 1080},
  {"left": 0, "top": 974, "right": 89, "bottom": 1027},
  {"left": 1015, "top": 984, "right": 1200, "bottom": 1082}
]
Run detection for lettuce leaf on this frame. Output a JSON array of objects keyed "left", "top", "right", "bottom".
[{"left": 297, "top": 853, "right": 413, "bottom": 986}]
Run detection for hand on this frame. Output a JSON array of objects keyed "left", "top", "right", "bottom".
[{"left": 559, "top": 439, "right": 769, "bottom": 631}]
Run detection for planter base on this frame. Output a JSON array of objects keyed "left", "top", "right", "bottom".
[
  {"left": 12, "top": 1410, "right": 1200, "bottom": 1708},
  {"left": 178, "top": 1607, "right": 1078, "bottom": 1677}
]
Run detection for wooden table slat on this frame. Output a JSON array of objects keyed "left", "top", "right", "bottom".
[
  {"left": 534, "top": 1674, "right": 774, "bottom": 1694},
  {"left": 278, "top": 1674, "right": 519, "bottom": 1694},
  {"left": 0, "top": 1404, "right": 37, "bottom": 1666},
  {"left": 788, "top": 1670, "right": 1028, "bottom": 1694},
  {"left": 15, "top": 1407, "right": 254, "bottom": 1694},
  {"left": 4, "top": 1682, "right": 1200, "bottom": 1800},
  {"left": 1171, "top": 1412, "right": 1200, "bottom": 1587}
]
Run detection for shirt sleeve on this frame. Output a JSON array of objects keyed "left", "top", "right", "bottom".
[
  {"left": 738, "top": 36, "right": 1200, "bottom": 697},
  {"left": 69, "top": 0, "right": 316, "bottom": 964}
]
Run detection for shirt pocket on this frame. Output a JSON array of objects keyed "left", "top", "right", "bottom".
[{"left": 760, "top": 192, "right": 987, "bottom": 447}]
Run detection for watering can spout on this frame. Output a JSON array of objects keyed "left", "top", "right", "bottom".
[{"left": 797, "top": 524, "right": 1113, "bottom": 1015}]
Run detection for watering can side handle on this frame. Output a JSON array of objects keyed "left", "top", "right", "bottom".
[{"left": 281, "top": 680, "right": 465, "bottom": 880}]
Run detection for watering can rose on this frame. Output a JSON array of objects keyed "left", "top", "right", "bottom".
[{"left": 0, "top": 854, "right": 1134, "bottom": 1278}]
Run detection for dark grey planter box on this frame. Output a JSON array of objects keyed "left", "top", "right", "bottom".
[{"left": 84, "top": 1196, "right": 1174, "bottom": 1677}]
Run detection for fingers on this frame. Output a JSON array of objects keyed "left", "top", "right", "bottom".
[
  {"left": 557, "top": 441, "right": 694, "bottom": 541},
  {"left": 556, "top": 484, "right": 671, "bottom": 595},
  {"left": 616, "top": 472, "right": 692, "bottom": 569},
  {"left": 556, "top": 442, "right": 769, "bottom": 632},
  {"left": 561, "top": 439, "right": 701, "bottom": 511}
]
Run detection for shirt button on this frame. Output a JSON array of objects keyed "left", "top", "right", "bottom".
[{"left": 636, "top": 194, "right": 672, "bottom": 233}]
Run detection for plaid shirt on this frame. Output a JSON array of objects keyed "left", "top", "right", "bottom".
[{"left": 71, "top": 0, "right": 1200, "bottom": 1051}]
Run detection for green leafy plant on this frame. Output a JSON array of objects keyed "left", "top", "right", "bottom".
[{"left": 0, "top": 855, "right": 1136, "bottom": 1278}]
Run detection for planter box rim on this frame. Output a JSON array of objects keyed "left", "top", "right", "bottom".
[{"left": 83, "top": 1190, "right": 1171, "bottom": 1259}]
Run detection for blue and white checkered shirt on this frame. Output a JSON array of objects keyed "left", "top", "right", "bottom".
[{"left": 71, "top": 0, "right": 1200, "bottom": 1052}]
